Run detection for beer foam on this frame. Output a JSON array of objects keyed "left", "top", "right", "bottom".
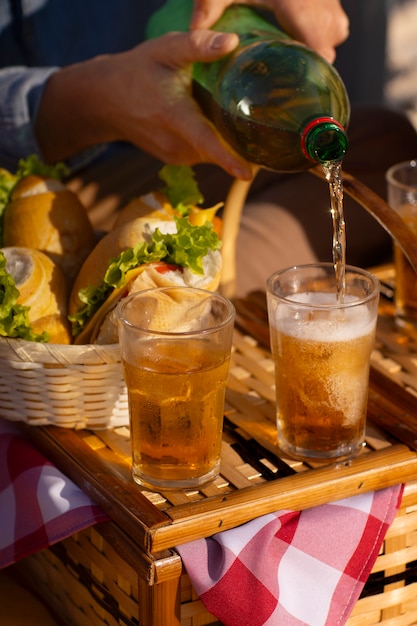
[{"left": 272, "top": 292, "right": 375, "bottom": 341}]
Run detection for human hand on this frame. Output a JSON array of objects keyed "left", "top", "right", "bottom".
[
  {"left": 190, "top": 0, "right": 349, "bottom": 63},
  {"left": 104, "top": 30, "right": 255, "bottom": 178},
  {"left": 35, "top": 30, "right": 254, "bottom": 180}
]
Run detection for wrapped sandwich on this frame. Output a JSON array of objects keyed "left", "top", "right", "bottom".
[
  {"left": 69, "top": 166, "right": 223, "bottom": 345},
  {"left": 0, "top": 247, "right": 71, "bottom": 344}
]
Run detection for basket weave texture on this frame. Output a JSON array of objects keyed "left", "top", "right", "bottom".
[
  {"left": 12, "top": 483, "right": 417, "bottom": 626},
  {"left": 0, "top": 338, "right": 128, "bottom": 429}
]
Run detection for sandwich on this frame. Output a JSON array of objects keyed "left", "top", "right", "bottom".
[
  {"left": 68, "top": 166, "right": 223, "bottom": 345},
  {"left": 0, "top": 246, "right": 72, "bottom": 344},
  {"left": 0, "top": 155, "right": 96, "bottom": 284}
]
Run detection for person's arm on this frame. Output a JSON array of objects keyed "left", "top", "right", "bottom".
[
  {"left": 0, "top": 66, "right": 108, "bottom": 173},
  {"left": 0, "top": 67, "right": 56, "bottom": 170},
  {"left": 190, "top": 0, "right": 349, "bottom": 63},
  {"left": 34, "top": 30, "right": 253, "bottom": 180}
]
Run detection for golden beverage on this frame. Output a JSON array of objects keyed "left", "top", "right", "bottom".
[
  {"left": 394, "top": 209, "right": 417, "bottom": 322},
  {"left": 267, "top": 268, "right": 380, "bottom": 465},
  {"left": 122, "top": 338, "right": 230, "bottom": 489},
  {"left": 270, "top": 317, "right": 375, "bottom": 461}
]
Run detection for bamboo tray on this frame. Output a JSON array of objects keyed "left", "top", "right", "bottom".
[{"left": 20, "top": 278, "right": 417, "bottom": 557}]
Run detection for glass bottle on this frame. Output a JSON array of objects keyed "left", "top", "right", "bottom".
[{"left": 146, "top": 0, "right": 350, "bottom": 172}]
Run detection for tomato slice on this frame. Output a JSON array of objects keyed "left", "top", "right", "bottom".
[{"left": 153, "top": 262, "right": 183, "bottom": 274}]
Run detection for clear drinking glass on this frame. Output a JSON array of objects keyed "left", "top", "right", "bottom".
[
  {"left": 117, "top": 287, "right": 235, "bottom": 491},
  {"left": 266, "top": 263, "right": 379, "bottom": 464},
  {"left": 386, "top": 159, "right": 417, "bottom": 326}
]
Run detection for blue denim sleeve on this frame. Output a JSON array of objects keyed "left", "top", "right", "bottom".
[
  {"left": 0, "top": 66, "right": 56, "bottom": 170},
  {"left": 0, "top": 66, "right": 105, "bottom": 173}
]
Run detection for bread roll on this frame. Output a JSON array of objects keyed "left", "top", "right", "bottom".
[
  {"left": 113, "top": 191, "right": 177, "bottom": 228},
  {"left": 3, "top": 175, "right": 96, "bottom": 284},
  {"left": 2, "top": 247, "right": 72, "bottom": 344}
]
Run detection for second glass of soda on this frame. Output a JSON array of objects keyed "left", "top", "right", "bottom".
[{"left": 266, "top": 263, "right": 379, "bottom": 464}]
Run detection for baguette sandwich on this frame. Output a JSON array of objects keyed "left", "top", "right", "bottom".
[
  {"left": 69, "top": 213, "right": 222, "bottom": 344},
  {"left": 69, "top": 166, "right": 223, "bottom": 345}
]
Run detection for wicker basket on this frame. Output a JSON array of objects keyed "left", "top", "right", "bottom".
[
  {"left": 12, "top": 524, "right": 220, "bottom": 626},
  {"left": 0, "top": 177, "right": 250, "bottom": 430},
  {"left": 0, "top": 338, "right": 128, "bottom": 429},
  {"left": 11, "top": 479, "right": 417, "bottom": 626}
]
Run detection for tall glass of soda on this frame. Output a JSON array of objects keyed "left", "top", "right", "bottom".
[
  {"left": 117, "top": 286, "right": 235, "bottom": 491},
  {"left": 266, "top": 263, "right": 379, "bottom": 464},
  {"left": 386, "top": 159, "right": 417, "bottom": 326}
]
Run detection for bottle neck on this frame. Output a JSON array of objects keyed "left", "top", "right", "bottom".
[{"left": 301, "top": 118, "right": 348, "bottom": 164}]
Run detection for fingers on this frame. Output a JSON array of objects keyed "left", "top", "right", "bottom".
[
  {"left": 135, "top": 119, "right": 254, "bottom": 181},
  {"left": 268, "top": 0, "right": 349, "bottom": 63},
  {"left": 190, "top": 0, "right": 350, "bottom": 64},
  {"left": 166, "top": 101, "right": 254, "bottom": 178},
  {"left": 145, "top": 97, "right": 253, "bottom": 179},
  {"left": 190, "top": 0, "right": 234, "bottom": 29},
  {"left": 128, "top": 33, "right": 253, "bottom": 179},
  {"left": 292, "top": 2, "right": 349, "bottom": 63}
]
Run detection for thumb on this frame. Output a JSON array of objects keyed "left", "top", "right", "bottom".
[{"left": 159, "top": 30, "right": 239, "bottom": 66}]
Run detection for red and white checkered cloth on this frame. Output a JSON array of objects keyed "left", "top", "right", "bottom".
[
  {"left": 0, "top": 419, "right": 109, "bottom": 568},
  {"left": 177, "top": 485, "right": 403, "bottom": 626},
  {"left": 0, "top": 418, "right": 403, "bottom": 626}
]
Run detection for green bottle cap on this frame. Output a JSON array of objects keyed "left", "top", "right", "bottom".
[{"left": 301, "top": 118, "right": 348, "bottom": 164}]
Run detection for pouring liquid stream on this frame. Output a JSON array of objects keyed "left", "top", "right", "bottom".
[{"left": 323, "top": 160, "right": 346, "bottom": 304}]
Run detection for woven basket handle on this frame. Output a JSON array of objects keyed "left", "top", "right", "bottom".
[
  {"left": 220, "top": 169, "right": 260, "bottom": 298},
  {"left": 220, "top": 164, "right": 417, "bottom": 300}
]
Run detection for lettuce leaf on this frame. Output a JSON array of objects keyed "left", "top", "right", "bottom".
[
  {"left": 0, "top": 251, "right": 49, "bottom": 342},
  {"left": 0, "top": 169, "right": 17, "bottom": 245},
  {"left": 159, "top": 165, "right": 203, "bottom": 215},
  {"left": 69, "top": 216, "right": 221, "bottom": 337},
  {"left": 15, "top": 154, "right": 69, "bottom": 181}
]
